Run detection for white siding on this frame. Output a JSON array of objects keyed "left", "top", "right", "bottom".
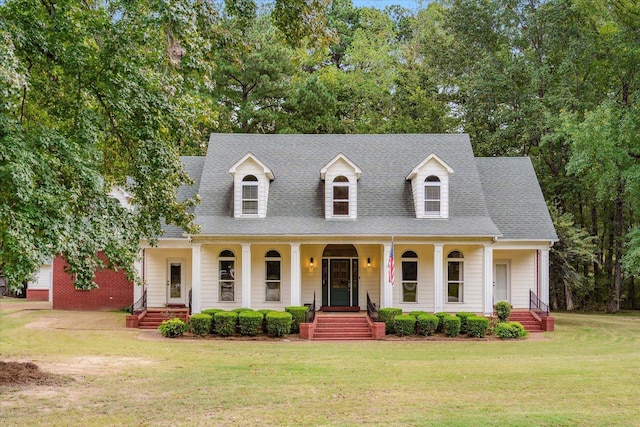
[
  {"left": 392, "top": 245, "right": 434, "bottom": 312},
  {"left": 200, "top": 244, "right": 243, "bottom": 310},
  {"left": 145, "top": 249, "right": 192, "bottom": 308},
  {"left": 443, "top": 245, "right": 484, "bottom": 313},
  {"left": 250, "top": 244, "right": 292, "bottom": 310},
  {"left": 300, "top": 245, "right": 324, "bottom": 306},
  {"left": 28, "top": 264, "right": 52, "bottom": 291},
  {"left": 409, "top": 158, "right": 451, "bottom": 219},
  {"left": 233, "top": 159, "right": 270, "bottom": 219},
  {"left": 494, "top": 249, "right": 536, "bottom": 309},
  {"left": 323, "top": 159, "right": 358, "bottom": 219}
]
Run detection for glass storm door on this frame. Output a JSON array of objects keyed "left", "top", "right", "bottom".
[
  {"left": 330, "top": 259, "right": 351, "bottom": 306},
  {"left": 494, "top": 262, "right": 510, "bottom": 304},
  {"left": 167, "top": 260, "right": 185, "bottom": 305}
]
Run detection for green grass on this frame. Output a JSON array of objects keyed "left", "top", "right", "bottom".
[{"left": 1, "top": 308, "right": 639, "bottom": 426}]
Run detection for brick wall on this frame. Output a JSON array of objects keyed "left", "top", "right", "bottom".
[
  {"left": 52, "top": 253, "right": 133, "bottom": 311},
  {"left": 26, "top": 289, "right": 50, "bottom": 301}
]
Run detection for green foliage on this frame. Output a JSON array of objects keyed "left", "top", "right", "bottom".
[
  {"left": 416, "top": 314, "right": 438, "bottom": 336},
  {"left": 455, "top": 312, "right": 474, "bottom": 334},
  {"left": 466, "top": 316, "right": 490, "bottom": 338},
  {"left": 409, "top": 311, "right": 429, "bottom": 318},
  {"left": 266, "top": 311, "right": 293, "bottom": 337},
  {"left": 393, "top": 314, "right": 416, "bottom": 337},
  {"left": 379, "top": 308, "right": 403, "bottom": 334},
  {"left": 188, "top": 314, "right": 212, "bottom": 337},
  {"left": 442, "top": 315, "right": 461, "bottom": 337},
  {"left": 495, "top": 302, "right": 511, "bottom": 323},
  {"left": 201, "top": 309, "right": 225, "bottom": 333},
  {"left": 232, "top": 308, "right": 253, "bottom": 313},
  {"left": 284, "top": 306, "right": 309, "bottom": 333},
  {"left": 494, "top": 322, "right": 528, "bottom": 339},
  {"left": 238, "top": 310, "right": 264, "bottom": 336},
  {"left": 435, "top": 312, "right": 448, "bottom": 333},
  {"left": 158, "top": 318, "right": 188, "bottom": 338},
  {"left": 214, "top": 311, "right": 238, "bottom": 337}
]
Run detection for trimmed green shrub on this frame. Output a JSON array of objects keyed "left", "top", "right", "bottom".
[
  {"left": 188, "top": 313, "right": 212, "bottom": 337},
  {"left": 266, "top": 311, "right": 293, "bottom": 337},
  {"left": 257, "top": 309, "right": 275, "bottom": 332},
  {"left": 416, "top": 314, "right": 439, "bottom": 336},
  {"left": 379, "top": 308, "right": 403, "bottom": 334},
  {"left": 409, "top": 311, "right": 429, "bottom": 319},
  {"left": 232, "top": 307, "right": 253, "bottom": 313},
  {"left": 455, "top": 312, "right": 475, "bottom": 334},
  {"left": 158, "top": 318, "right": 188, "bottom": 338},
  {"left": 285, "top": 306, "right": 309, "bottom": 333},
  {"left": 494, "top": 321, "right": 528, "bottom": 339},
  {"left": 201, "top": 309, "right": 225, "bottom": 333},
  {"left": 466, "top": 316, "right": 490, "bottom": 338},
  {"left": 394, "top": 315, "right": 416, "bottom": 337},
  {"left": 214, "top": 311, "right": 238, "bottom": 337},
  {"left": 435, "top": 312, "right": 448, "bottom": 333},
  {"left": 443, "top": 315, "right": 461, "bottom": 337},
  {"left": 238, "top": 310, "right": 264, "bottom": 336},
  {"left": 495, "top": 301, "right": 511, "bottom": 323}
]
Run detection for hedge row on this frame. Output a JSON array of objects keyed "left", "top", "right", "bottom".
[{"left": 383, "top": 311, "right": 493, "bottom": 339}]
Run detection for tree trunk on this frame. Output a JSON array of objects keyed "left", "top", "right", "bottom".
[
  {"left": 630, "top": 275, "right": 636, "bottom": 310},
  {"left": 611, "top": 183, "right": 624, "bottom": 312},
  {"left": 564, "top": 282, "right": 574, "bottom": 311}
]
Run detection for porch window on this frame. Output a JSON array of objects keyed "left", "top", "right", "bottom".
[
  {"left": 265, "top": 250, "right": 281, "bottom": 302},
  {"left": 219, "top": 250, "right": 235, "bottom": 302},
  {"left": 332, "top": 176, "right": 350, "bottom": 216},
  {"left": 447, "top": 250, "right": 464, "bottom": 302},
  {"left": 424, "top": 176, "right": 441, "bottom": 215},
  {"left": 242, "top": 175, "right": 259, "bottom": 215},
  {"left": 401, "top": 251, "right": 418, "bottom": 303}
]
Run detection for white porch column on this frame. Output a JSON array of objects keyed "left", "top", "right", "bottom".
[
  {"left": 434, "top": 243, "right": 444, "bottom": 313},
  {"left": 133, "top": 249, "right": 145, "bottom": 306},
  {"left": 381, "top": 242, "right": 393, "bottom": 308},
  {"left": 241, "top": 243, "right": 252, "bottom": 308},
  {"left": 191, "top": 243, "right": 202, "bottom": 314},
  {"left": 290, "top": 243, "right": 301, "bottom": 306},
  {"left": 539, "top": 248, "right": 550, "bottom": 307},
  {"left": 483, "top": 245, "right": 494, "bottom": 316}
]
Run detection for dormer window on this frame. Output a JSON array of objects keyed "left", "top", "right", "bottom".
[
  {"left": 424, "top": 176, "right": 441, "bottom": 215},
  {"left": 242, "top": 175, "right": 259, "bottom": 215},
  {"left": 333, "top": 176, "right": 350, "bottom": 216},
  {"left": 229, "top": 153, "right": 274, "bottom": 219},
  {"left": 321, "top": 153, "right": 362, "bottom": 219},
  {"left": 406, "top": 153, "right": 454, "bottom": 219}
]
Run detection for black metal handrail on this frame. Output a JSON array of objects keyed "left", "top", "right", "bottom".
[
  {"left": 305, "top": 291, "right": 316, "bottom": 323},
  {"left": 367, "top": 291, "right": 379, "bottom": 322},
  {"left": 530, "top": 290, "right": 549, "bottom": 317},
  {"left": 131, "top": 289, "right": 147, "bottom": 314}
]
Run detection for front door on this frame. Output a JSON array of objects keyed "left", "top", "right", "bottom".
[
  {"left": 167, "top": 260, "right": 185, "bottom": 305},
  {"left": 330, "top": 259, "right": 351, "bottom": 306},
  {"left": 494, "top": 261, "right": 510, "bottom": 304}
]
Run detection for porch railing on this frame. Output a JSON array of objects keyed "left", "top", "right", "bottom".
[
  {"left": 131, "top": 289, "right": 147, "bottom": 314},
  {"left": 367, "top": 291, "right": 379, "bottom": 322},
  {"left": 530, "top": 290, "right": 549, "bottom": 317},
  {"left": 305, "top": 291, "right": 316, "bottom": 323}
]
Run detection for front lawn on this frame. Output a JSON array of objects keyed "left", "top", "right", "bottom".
[{"left": 0, "top": 306, "right": 638, "bottom": 426}]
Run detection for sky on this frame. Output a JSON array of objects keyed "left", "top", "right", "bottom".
[{"left": 351, "top": 0, "right": 434, "bottom": 10}]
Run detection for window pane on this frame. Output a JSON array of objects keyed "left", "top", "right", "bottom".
[
  {"left": 220, "top": 260, "right": 235, "bottom": 280},
  {"left": 266, "top": 282, "right": 280, "bottom": 301},
  {"left": 266, "top": 260, "right": 280, "bottom": 280},
  {"left": 447, "top": 283, "right": 460, "bottom": 302},
  {"left": 243, "top": 184, "right": 258, "bottom": 199},
  {"left": 334, "top": 201, "right": 349, "bottom": 215},
  {"left": 448, "top": 261, "right": 460, "bottom": 281},
  {"left": 425, "top": 186, "right": 440, "bottom": 200},
  {"left": 402, "top": 261, "right": 417, "bottom": 281},
  {"left": 333, "top": 185, "right": 348, "bottom": 200},
  {"left": 243, "top": 200, "right": 258, "bottom": 214},
  {"left": 425, "top": 201, "right": 440, "bottom": 213},
  {"left": 402, "top": 281, "right": 417, "bottom": 302}
]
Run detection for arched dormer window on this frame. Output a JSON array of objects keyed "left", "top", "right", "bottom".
[
  {"left": 447, "top": 250, "right": 464, "bottom": 303},
  {"left": 424, "top": 176, "right": 441, "bottom": 215},
  {"left": 333, "top": 176, "right": 350, "bottom": 216},
  {"left": 242, "top": 175, "right": 259, "bottom": 215},
  {"left": 219, "top": 250, "right": 236, "bottom": 302}
]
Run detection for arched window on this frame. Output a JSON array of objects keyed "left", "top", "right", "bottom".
[
  {"left": 265, "top": 250, "right": 281, "bottom": 302},
  {"left": 218, "top": 250, "right": 236, "bottom": 302},
  {"left": 447, "top": 250, "right": 464, "bottom": 303},
  {"left": 401, "top": 251, "right": 418, "bottom": 303},
  {"left": 424, "top": 176, "right": 441, "bottom": 215},
  {"left": 242, "top": 175, "right": 258, "bottom": 215},
  {"left": 332, "top": 176, "right": 350, "bottom": 216}
]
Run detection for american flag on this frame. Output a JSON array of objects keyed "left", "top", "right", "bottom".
[{"left": 388, "top": 240, "right": 395, "bottom": 286}]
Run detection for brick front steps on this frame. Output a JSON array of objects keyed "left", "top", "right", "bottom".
[
  {"left": 310, "top": 314, "right": 374, "bottom": 340},
  {"left": 508, "top": 310, "right": 544, "bottom": 332},
  {"left": 137, "top": 308, "right": 189, "bottom": 329}
]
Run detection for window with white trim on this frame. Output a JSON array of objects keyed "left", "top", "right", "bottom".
[
  {"left": 401, "top": 251, "right": 418, "bottom": 303},
  {"left": 447, "top": 250, "right": 464, "bottom": 303},
  {"left": 219, "top": 250, "right": 236, "bottom": 302},
  {"left": 242, "top": 175, "right": 258, "bottom": 215},
  {"left": 265, "top": 250, "right": 281, "bottom": 302},
  {"left": 424, "top": 176, "right": 441, "bottom": 215},
  {"left": 332, "top": 176, "right": 350, "bottom": 216}
]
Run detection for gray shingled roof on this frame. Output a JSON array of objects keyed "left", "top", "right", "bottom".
[
  {"left": 476, "top": 157, "right": 557, "bottom": 241},
  {"left": 161, "top": 156, "right": 206, "bottom": 238},
  {"left": 193, "top": 134, "right": 505, "bottom": 238}
]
